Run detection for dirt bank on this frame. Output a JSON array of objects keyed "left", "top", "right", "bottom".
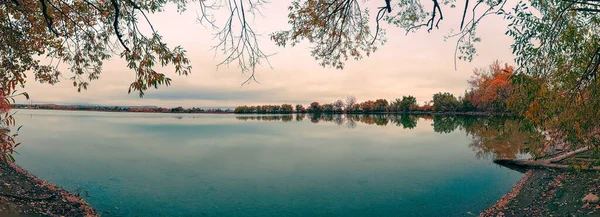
[
  {"left": 481, "top": 169, "right": 600, "bottom": 217},
  {"left": 0, "top": 158, "right": 97, "bottom": 217}
]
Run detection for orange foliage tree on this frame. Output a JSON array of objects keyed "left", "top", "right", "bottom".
[{"left": 466, "top": 61, "right": 515, "bottom": 112}]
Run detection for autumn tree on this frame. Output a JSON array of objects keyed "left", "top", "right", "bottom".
[
  {"left": 270, "top": 0, "right": 600, "bottom": 151},
  {"left": 504, "top": 1, "right": 600, "bottom": 151},
  {"left": 308, "top": 102, "right": 321, "bottom": 113},
  {"left": 0, "top": 0, "right": 197, "bottom": 159},
  {"left": 281, "top": 104, "right": 294, "bottom": 114},
  {"left": 360, "top": 100, "right": 376, "bottom": 113},
  {"left": 467, "top": 61, "right": 515, "bottom": 112},
  {"left": 374, "top": 99, "right": 389, "bottom": 112}
]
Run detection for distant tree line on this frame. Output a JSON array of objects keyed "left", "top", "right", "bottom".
[
  {"left": 12, "top": 104, "right": 232, "bottom": 113},
  {"left": 233, "top": 104, "right": 294, "bottom": 114},
  {"left": 234, "top": 62, "right": 516, "bottom": 115}
]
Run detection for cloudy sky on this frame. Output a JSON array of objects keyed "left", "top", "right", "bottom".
[{"left": 19, "top": 1, "right": 515, "bottom": 108}]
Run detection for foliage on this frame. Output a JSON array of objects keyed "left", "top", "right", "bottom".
[
  {"left": 231, "top": 79, "right": 518, "bottom": 115},
  {"left": 16, "top": 104, "right": 232, "bottom": 113},
  {"left": 234, "top": 104, "right": 295, "bottom": 114},
  {"left": 347, "top": 104, "right": 361, "bottom": 114},
  {"left": 1, "top": 0, "right": 196, "bottom": 158},
  {"left": 504, "top": 0, "right": 600, "bottom": 149},
  {"left": 295, "top": 104, "right": 307, "bottom": 113},
  {"left": 374, "top": 99, "right": 389, "bottom": 112},
  {"left": 432, "top": 92, "right": 459, "bottom": 112},
  {"left": 309, "top": 102, "right": 321, "bottom": 113},
  {"left": 466, "top": 61, "right": 515, "bottom": 112},
  {"left": 360, "top": 100, "right": 376, "bottom": 113},
  {"left": 281, "top": 104, "right": 294, "bottom": 113},
  {"left": 390, "top": 95, "right": 417, "bottom": 112},
  {"left": 321, "top": 103, "right": 335, "bottom": 113},
  {"left": 270, "top": 0, "right": 378, "bottom": 69},
  {"left": 1, "top": 0, "right": 192, "bottom": 97}
]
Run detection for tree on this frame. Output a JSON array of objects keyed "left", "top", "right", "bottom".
[
  {"left": 504, "top": 1, "right": 600, "bottom": 150},
  {"left": 295, "top": 104, "right": 306, "bottom": 113},
  {"left": 308, "top": 102, "right": 321, "bottom": 113},
  {"left": 433, "top": 92, "right": 459, "bottom": 112},
  {"left": 345, "top": 96, "right": 357, "bottom": 111},
  {"left": 398, "top": 95, "right": 417, "bottom": 112},
  {"left": 270, "top": 0, "right": 600, "bottom": 151},
  {"left": 458, "top": 95, "right": 476, "bottom": 112},
  {"left": 321, "top": 103, "right": 334, "bottom": 113},
  {"left": 0, "top": 0, "right": 196, "bottom": 158},
  {"left": 2, "top": 0, "right": 193, "bottom": 98},
  {"left": 333, "top": 100, "right": 345, "bottom": 113},
  {"left": 281, "top": 104, "right": 293, "bottom": 114},
  {"left": 360, "top": 100, "right": 376, "bottom": 113},
  {"left": 374, "top": 99, "right": 389, "bottom": 112},
  {"left": 467, "top": 61, "right": 515, "bottom": 112},
  {"left": 348, "top": 104, "right": 361, "bottom": 114},
  {"left": 2, "top": 0, "right": 501, "bottom": 105}
]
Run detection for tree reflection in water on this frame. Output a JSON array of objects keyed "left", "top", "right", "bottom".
[{"left": 235, "top": 114, "right": 544, "bottom": 160}]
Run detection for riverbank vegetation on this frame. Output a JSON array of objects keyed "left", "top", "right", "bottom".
[
  {"left": 234, "top": 62, "right": 517, "bottom": 114},
  {"left": 12, "top": 104, "right": 233, "bottom": 113}
]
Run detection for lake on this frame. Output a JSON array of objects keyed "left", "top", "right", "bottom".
[{"left": 12, "top": 109, "right": 534, "bottom": 216}]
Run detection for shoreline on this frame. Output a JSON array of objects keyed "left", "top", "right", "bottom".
[
  {"left": 480, "top": 170, "right": 533, "bottom": 216},
  {"left": 481, "top": 168, "right": 600, "bottom": 216},
  {"left": 16, "top": 108, "right": 514, "bottom": 117},
  {"left": 14, "top": 108, "right": 234, "bottom": 114},
  {"left": 0, "top": 158, "right": 97, "bottom": 217}
]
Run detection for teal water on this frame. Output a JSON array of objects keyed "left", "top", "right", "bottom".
[{"left": 13, "top": 110, "right": 525, "bottom": 217}]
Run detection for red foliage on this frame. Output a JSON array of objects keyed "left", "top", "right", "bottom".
[
  {"left": 0, "top": 94, "right": 10, "bottom": 114},
  {"left": 467, "top": 61, "right": 515, "bottom": 109}
]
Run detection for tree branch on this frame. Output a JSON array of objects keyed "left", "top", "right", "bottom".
[
  {"left": 39, "top": 0, "right": 59, "bottom": 36},
  {"left": 110, "top": 0, "right": 130, "bottom": 52}
]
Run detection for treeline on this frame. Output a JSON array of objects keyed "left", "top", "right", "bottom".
[
  {"left": 12, "top": 104, "right": 233, "bottom": 113},
  {"left": 234, "top": 93, "right": 503, "bottom": 114},
  {"left": 234, "top": 62, "right": 516, "bottom": 115},
  {"left": 234, "top": 104, "right": 294, "bottom": 114}
]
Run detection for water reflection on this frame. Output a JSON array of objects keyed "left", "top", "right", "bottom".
[
  {"left": 236, "top": 114, "right": 544, "bottom": 159},
  {"left": 466, "top": 119, "right": 544, "bottom": 160},
  {"left": 14, "top": 110, "right": 527, "bottom": 217}
]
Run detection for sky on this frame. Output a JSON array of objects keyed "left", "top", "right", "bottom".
[{"left": 18, "top": 1, "right": 515, "bottom": 108}]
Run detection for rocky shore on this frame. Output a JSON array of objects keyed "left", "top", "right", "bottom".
[
  {"left": 481, "top": 169, "right": 600, "bottom": 216},
  {"left": 0, "top": 158, "right": 96, "bottom": 217}
]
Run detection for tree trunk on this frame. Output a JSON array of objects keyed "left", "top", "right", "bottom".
[{"left": 493, "top": 146, "right": 599, "bottom": 170}]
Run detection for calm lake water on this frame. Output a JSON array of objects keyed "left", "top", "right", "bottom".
[{"left": 12, "top": 109, "right": 532, "bottom": 217}]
